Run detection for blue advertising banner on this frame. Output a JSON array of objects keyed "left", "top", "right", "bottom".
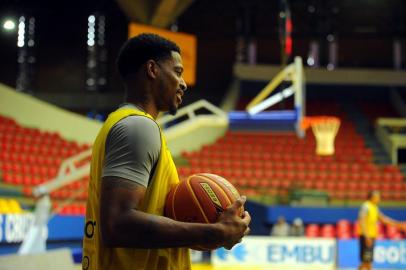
[
  {"left": 337, "top": 239, "right": 406, "bottom": 269},
  {"left": 0, "top": 214, "right": 84, "bottom": 244}
]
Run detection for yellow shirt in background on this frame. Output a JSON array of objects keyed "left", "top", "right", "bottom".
[{"left": 359, "top": 200, "right": 379, "bottom": 238}]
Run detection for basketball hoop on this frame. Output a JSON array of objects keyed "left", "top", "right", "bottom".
[{"left": 301, "top": 116, "right": 341, "bottom": 156}]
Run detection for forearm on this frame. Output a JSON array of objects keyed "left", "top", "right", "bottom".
[
  {"left": 102, "top": 209, "right": 223, "bottom": 248},
  {"left": 381, "top": 215, "right": 403, "bottom": 228}
]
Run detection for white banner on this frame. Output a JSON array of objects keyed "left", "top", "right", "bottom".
[
  {"left": 212, "top": 236, "right": 336, "bottom": 270},
  {"left": 0, "top": 214, "right": 35, "bottom": 243}
]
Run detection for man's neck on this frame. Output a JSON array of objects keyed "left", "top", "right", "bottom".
[
  {"left": 124, "top": 101, "right": 159, "bottom": 120},
  {"left": 134, "top": 102, "right": 159, "bottom": 119},
  {"left": 125, "top": 80, "right": 159, "bottom": 119}
]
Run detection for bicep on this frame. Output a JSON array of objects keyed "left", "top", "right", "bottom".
[
  {"left": 100, "top": 176, "right": 146, "bottom": 242},
  {"left": 101, "top": 176, "right": 146, "bottom": 210}
]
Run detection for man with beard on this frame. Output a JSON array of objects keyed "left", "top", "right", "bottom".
[{"left": 82, "top": 33, "right": 251, "bottom": 270}]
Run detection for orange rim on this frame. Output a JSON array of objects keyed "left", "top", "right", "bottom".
[
  {"left": 301, "top": 116, "right": 340, "bottom": 130},
  {"left": 301, "top": 116, "right": 313, "bottom": 130}
]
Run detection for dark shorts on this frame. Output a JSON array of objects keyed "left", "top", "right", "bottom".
[{"left": 360, "top": 235, "right": 375, "bottom": 263}]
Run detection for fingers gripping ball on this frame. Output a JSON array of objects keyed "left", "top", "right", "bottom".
[{"left": 165, "top": 173, "right": 242, "bottom": 250}]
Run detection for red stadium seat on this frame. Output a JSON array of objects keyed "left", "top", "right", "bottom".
[
  {"left": 386, "top": 224, "right": 401, "bottom": 239},
  {"left": 321, "top": 224, "right": 336, "bottom": 238},
  {"left": 305, "top": 224, "right": 320, "bottom": 238},
  {"left": 336, "top": 220, "right": 352, "bottom": 239}
]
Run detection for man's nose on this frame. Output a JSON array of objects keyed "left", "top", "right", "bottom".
[{"left": 180, "top": 78, "right": 187, "bottom": 92}]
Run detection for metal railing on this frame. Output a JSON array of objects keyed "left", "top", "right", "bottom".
[{"left": 158, "top": 99, "right": 228, "bottom": 127}]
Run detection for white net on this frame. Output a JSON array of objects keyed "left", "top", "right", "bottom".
[{"left": 303, "top": 116, "right": 340, "bottom": 156}]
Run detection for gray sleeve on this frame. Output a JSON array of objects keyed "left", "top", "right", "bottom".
[
  {"left": 359, "top": 203, "right": 369, "bottom": 218},
  {"left": 102, "top": 116, "right": 161, "bottom": 187}
]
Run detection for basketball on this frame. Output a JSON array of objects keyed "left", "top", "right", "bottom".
[{"left": 165, "top": 173, "right": 242, "bottom": 250}]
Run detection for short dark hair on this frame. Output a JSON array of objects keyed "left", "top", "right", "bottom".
[
  {"left": 368, "top": 190, "right": 380, "bottom": 199},
  {"left": 116, "top": 33, "right": 181, "bottom": 79}
]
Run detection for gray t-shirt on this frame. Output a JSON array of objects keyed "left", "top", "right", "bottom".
[{"left": 102, "top": 111, "right": 161, "bottom": 188}]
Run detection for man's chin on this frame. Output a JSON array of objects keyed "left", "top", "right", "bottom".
[{"left": 168, "top": 105, "right": 178, "bottom": 115}]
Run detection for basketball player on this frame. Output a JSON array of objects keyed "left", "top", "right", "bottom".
[
  {"left": 358, "top": 190, "right": 406, "bottom": 270},
  {"left": 82, "top": 33, "right": 251, "bottom": 270}
]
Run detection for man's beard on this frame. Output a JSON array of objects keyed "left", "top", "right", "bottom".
[{"left": 169, "top": 103, "right": 178, "bottom": 115}]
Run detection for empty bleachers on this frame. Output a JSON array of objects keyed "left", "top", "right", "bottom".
[
  {"left": 179, "top": 129, "right": 406, "bottom": 201},
  {"left": 178, "top": 101, "right": 406, "bottom": 202},
  {"left": 0, "top": 114, "right": 89, "bottom": 215},
  {"left": 1, "top": 100, "right": 405, "bottom": 217}
]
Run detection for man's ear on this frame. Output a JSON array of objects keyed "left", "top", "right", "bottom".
[{"left": 146, "top": 60, "right": 159, "bottom": 79}]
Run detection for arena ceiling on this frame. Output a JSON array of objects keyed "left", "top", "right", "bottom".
[
  {"left": 0, "top": 0, "right": 404, "bottom": 37},
  {"left": 0, "top": 0, "right": 194, "bottom": 28}
]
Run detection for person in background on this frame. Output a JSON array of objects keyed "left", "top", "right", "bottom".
[
  {"left": 271, "top": 216, "right": 290, "bottom": 237},
  {"left": 290, "top": 217, "right": 305, "bottom": 237},
  {"left": 358, "top": 190, "right": 406, "bottom": 270}
]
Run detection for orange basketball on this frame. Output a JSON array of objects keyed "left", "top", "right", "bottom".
[{"left": 164, "top": 173, "right": 242, "bottom": 250}]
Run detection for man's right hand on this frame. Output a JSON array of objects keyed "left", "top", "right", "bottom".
[{"left": 215, "top": 196, "right": 251, "bottom": 250}]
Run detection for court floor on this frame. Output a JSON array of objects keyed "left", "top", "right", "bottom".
[
  {"left": 73, "top": 263, "right": 390, "bottom": 270},
  {"left": 192, "top": 266, "right": 389, "bottom": 270}
]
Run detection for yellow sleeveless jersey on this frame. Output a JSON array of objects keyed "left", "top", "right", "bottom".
[
  {"left": 82, "top": 107, "right": 191, "bottom": 270},
  {"left": 359, "top": 200, "right": 379, "bottom": 238}
]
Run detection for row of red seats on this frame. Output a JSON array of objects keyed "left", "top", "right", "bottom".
[
  {"left": 1, "top": 164, "right": 59, "bottom": 177},
  {"left": 3, "top": 173, "right": 55, "bottom": 186},
  {"left": 53, "top": 202, "right": 86, "bottom": 216},
  {"left": 0, "top": 144, "right": 84, "bottom": 158},
  {"left": 186, "top": 159, "right": 399, "bottom": 174},
  {"left": 21, "top": 187, "right": 88, "bottom": 200},
  {"left": 0, "top": 125, "right": 59, "bottom": 136},
  {"left": 0, "top": 114, "right": 90, "bottom": 212},
  {"left": 176, "top": 174, "right": 406, "bottom": 200},
  {"left": 0, "top": 131, "right": 63, "bottom": 144},
  {"left": 306, "top": 220, "right": 405, "bottom": 239},
  {"left": 200, "top": 144, "right": 372, "bottom": 155},
  {"left": 220, "top": 133, "right": 363, "bottom": 141},
  {"left": 236, "top": 186, "right": 406, "bottom": 201},
  {"left": 185, "top": 151, "right": 374, "bottom": 163},
  {"left": 178, "top": 166, "right": 404, "bottom": 183},
  {"left": 0, "top": 153, "right": 62, "bottom": 166},
  {"left": 0, "top": 138, "right": 90, "bottom": 152},
  {"left": 217, "top": 138, "right": 365, "bottom": 147},
  {"left": 237, "top": 183, "right": 406, "bottom": 200},
  {"left": 3, "top": 171, "right": 90, "bottom": 188},
  {"left": 222, "top": 177, "right": 406, "bottom": 190},
  {"left": 0, "top": 115, "right": 16, "bottom": 123}
]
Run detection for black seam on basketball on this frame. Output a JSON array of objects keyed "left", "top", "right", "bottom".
[
  {"left": 186, "top": 176, "right": 210, "bottom": 223},
  {"left": 171, "top": 183, "right": 180, "bottom": 221}
]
